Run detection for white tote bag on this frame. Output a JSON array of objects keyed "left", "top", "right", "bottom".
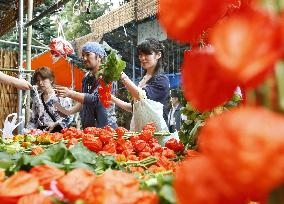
[{"left": 130, "top": 88, "right": 168, "bottom": 132}]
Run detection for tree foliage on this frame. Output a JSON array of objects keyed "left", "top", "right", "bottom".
[{"left": 59, "top": 0, "right": 111, "bottom": 41}]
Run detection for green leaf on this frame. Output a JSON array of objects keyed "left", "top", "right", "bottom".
[
  {"left": 159, "top": 185, "right": 176, "bottom": 204},
  {"left": 0, "top": 152, "right": 25, "bottom": 173},
  {"left": 5, "top": 143, "right": 22, "bottom": 154},
  {"left": 145, "top": 178, "right": 158, "bottom": 187},
  {"left": 94, "top": 155, "right": 117, "bottom": 174},
  {"left": 69, "top": 142, "right": 98, "bottom": 165},
  {"left": 25, "top": 134, "right": 37, "bottom": 143},
  {"left": 275, "top": 61, "right": 284, "bottom": 112},
  {"left": 40, "top": 142, "right": 69, "bottom": 163},
  {"left": 74, "top": 199, "right": 86, "bottom": 204},
  {"left": 69, "top": 161, "right": 96, "bottom": 172},
  {"left": 98, "top": 50, "right": 126, "bottom": 84},
  {"left": 41, "top": 160, "right": 65, "bottom": 169},
  {"left": 162, "top": 175, "right": 174, "bottom": 185},
  {"left": 29, "top": 155, "right": 51, "bottom": 166},
  {"left": 102, "top": 155, "right": 117, "bottom": 167},
  {"left": 10, "top": 154, "right": 32, "bottom": 173},
  {"left": 0, "top": 151, "right": 22, "bottom": 160},
  {"left": 0, "top": 159, "right": 14, "bottom": 169},
  {"left": 30, "top": 142, "right": 70, "bottom": 166},
  {"left": 267, "top": 184, "right": 284, "bottom": 204},
  {"left": 157, "top": 174, "right": 165, "bottom": 186}
]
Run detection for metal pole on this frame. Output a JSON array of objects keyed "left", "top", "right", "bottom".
[
  {"left": 0, "top": 40, "right": 49, "bottom": 50},
  {"left": 132, "top": 40, "right": 135, "bottom": 83},
  {"left": 25, "top": 0, "right": 33, "bottom": 127},
  {"left": 17, "top": 0, "right": 24, "bottom": 134},
  {"left": 0, "top": 68, "right": 34, "bottom": 73}
]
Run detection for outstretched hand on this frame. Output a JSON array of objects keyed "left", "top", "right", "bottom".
[
  {"left": 0, "top": 72, "right": 32, "bottom": 90},
  {"left": 55, "top": 85, "right": 85, "bottom": 103},
  {"left": 55, "top": 86, "right": 71, "bottom": 98},
  {"left": 12, "top": 78, "right": 32, "bottom": 90}
]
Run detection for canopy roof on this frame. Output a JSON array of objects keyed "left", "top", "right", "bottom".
[{"left": 0, "top": 0, "right": 45, "bottom": 37}]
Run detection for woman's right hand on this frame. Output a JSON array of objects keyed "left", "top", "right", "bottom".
[
  {"left": 110, "top": 94, "right": 117, "bottom": 104},
  {"left": 120, "top": 72, "right": 128, "bottom": 83}
]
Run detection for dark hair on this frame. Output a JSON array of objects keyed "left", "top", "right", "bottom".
[
  {"left": 170, "top": 91, "right": 179, "bottom": 98},
  {"left": 137, "top": 38, "right": 165, "bottom": 76},
  {"left": 33, "top": 67, "right": 55, "bottom": 85}
]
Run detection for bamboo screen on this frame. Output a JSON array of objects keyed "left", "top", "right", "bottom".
[
  {"left": 0, "top": 50, "right": 18, "bottom": 129},
  {"left": 83, "top": 0, "right": 158, "bottom": 49}
]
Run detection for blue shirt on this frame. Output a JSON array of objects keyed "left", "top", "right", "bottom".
[
  {"left": 142, "top": 73, "right": 170, "bottom": 121},
  {"left": 80, "top": 73, "right": 117, "bottom": 129}
]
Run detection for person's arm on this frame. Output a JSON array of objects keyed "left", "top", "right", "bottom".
[
  {"left": 49, "top": 97, "right": 75, "bottom": 130},
  {"left": 120, "top": 72, "right": 140, "bottom": 100},
  {"left": 111, "top": 95, "right": 132, "bottom": 112},
  {"left": 0, "top": 72, "right": 32, "bottom": 90},
  {"left": 56, "top": 86, "right": 100, "bottom": 107},
  {"left": 54, "top": 102, "right": 82, "bottom": 115},
  {"left": 55, "top": 86, "right": 85, "bottom": 103}
]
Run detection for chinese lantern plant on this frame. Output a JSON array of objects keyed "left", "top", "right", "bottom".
[
  {"left": 97, "top": 50, "right": 126, "bottom": 108},
  {"left": 178, "top": 90, "right": 242, "bottom": 149},
  {"left": 157, "top": 0, "right": 284, "bottom": 203}
]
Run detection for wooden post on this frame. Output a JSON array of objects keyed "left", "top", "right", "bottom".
[{"left": 25, "top": 0, "right": 34, "bottom": 127}]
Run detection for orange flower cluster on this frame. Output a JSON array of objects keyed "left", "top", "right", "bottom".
[
  {"left": 79, "top": 170, "right": 158, "bottom": 204},
  {"left": 25, "top": 123, "right": 181, "bottom": 173},
  {"left": 159, "top": 0, "right": 284, "bottom": 111},
  {"left": 29, "top": 165, "right": 65, "bottom": 190},
  {"left": 0, "top": 171, "right": 44, "bottom": 204},
  {"left": 174, "top": 107, "right": 284, "bottom": 204},
  {"left": 81, "top": 124, "right": 179, "bottom": 172},
  {"left": 165, "top": 138, "right": 184, "bottom": 152},
  {"left": 98, "top": 77, "right": 112, "bottom": 108},
  {"left": 0, "top": 167, "right": 158, "bottom": 204},
  {"left": 159, "top": 1, "right": 284, "bottom": 203},
  {"left": 158, "top": 0, "right": 229, "bottom": 43},
  {"left": 36, "top": 132, "right": 63, "bottom": 144},
  {"left": 31, "top": 146, "right": 44, "bottom": 155}
]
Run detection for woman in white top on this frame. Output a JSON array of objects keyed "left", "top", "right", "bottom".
[{"left": 112, "top": 38, "right": 170, "bottom": 131}]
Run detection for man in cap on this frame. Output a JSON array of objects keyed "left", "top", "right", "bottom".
[{"left": 56, "top": 42, "right": 117, "bottom": 129}]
